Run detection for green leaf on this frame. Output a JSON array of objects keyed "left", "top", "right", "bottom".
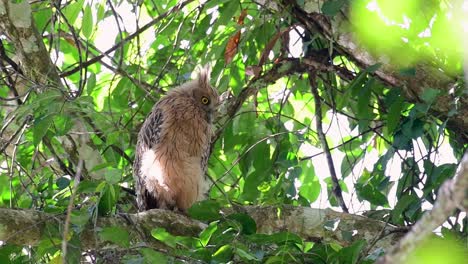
[
  {"left": 393, "top": 130, "right": 412, "bottom": 150},
  {"left": 99, "top": 226, "right": 130, "bottom": 247},
  {"left": 104, "top": 168, "right": 121, "bottom": 185},
  {"left": 151, "top": 227, "right": 191, "bottom": 248},
  {"left": 299, "top": 163, "right": 320, "bottom": 203},
  {"left": 77, "top": 180, "right": 99, "bottom": 193},
  {"left": 140, "top": 248, "right": 167, "bottom": 264},
  {"left": 190, "top": 248, "right": 211, "bottom": 263},
  {"left": 241, "top": 139, "right": 272, "bottom": 201},
  {"left": 0, "top": 85, "right": 8, "bottom": 98},
  {"left": 420, "top": 88, "right": 440, "bottom": 104},
  {"left": 151, "top": 228, "right": 176, "bottom": 248},
  {"left": 212, "top": 245, "right": 233, "bottom": 262},
  {"left": 205, "top": 0, "right": 232, "bottom": 9},
  {"left": 423, "top": 162, "right": 456, "bottom": 198},
  {"left": 349, "top": 71, "right": 367, "bottom": 96},
  {"left": 53, "top": 114, "right": 74, "bottom": 136},
  {"left": 63, "top": 0, "right": 85, "bottom": 25},
  {"left": 188, "top": 200, "right": 221, "bottom": 221},
  {"left": 430, "top": 163, "right": 456, "bottom": 186},
  {"left": 338, "top": 240, "right": 366, "bottom": 264},
  {"left": 56, "top": 176, "right": 70, "bottom": 190},
  {"left": 216, "top": 1, "right": 239, "bottom": 28},
  {"left": 34, "top": 5, "right": 53, "bottom": 32},
  {"left": 252, "top": 140, "right": 271, "bottom": 172},
  {"left": 387, "top": 95, "right": 404, "bottom": 134},
  {"left": 86, "top": 72, "right": 96, "bottom": 95},
  {"left": 265, "top": 255, "right": 292, "bottom": 264},
  {"left": 82, "top": 4, "right": 94, "bottom": 39},
  {"left": 396, "top": 158, "right": 419, "bottom": 195},
  {"left": 322, "top": 0, "right": 347, "bottom": 17},
  {"left": 18, "top": 195, "right": 32, "bottom": 208},
  {"left": 357, "top": 78, "right": 373, "bottom": 118},
  {"left": 70, "top": 209, "right": 91, "bottom": 227},
  {"left": 227, "top": 213, "right": 257, "bottom": 235},
  {"left": 0, "top": 245, "right": 22, "bottom": 263},
  {"left": 33, "top": 114, "right": 54, "bottom": 146},
  {"left": 356, "top": 177, "right": 388, "bottom": 206},
  {"left": 64, "top": 234, "right": 82, "bottom": 264},
  {"left": 112, "top": 78, "right": 132, "bottom": 110},
  {"left": 407, "top": 119, "right": 425, "bottom": 139},
  {"left": 247, "top": 232, "right": 302, "bottom": 245},
  {"left": 235, "top": 247, "right": 259, "bottom": 261},
  {"left": 242, "top": 170, "right": 263, "bottom": 202},
  {"left": 392, "top": 194, "right": 418, "bottom": 224},
  {"left": 98, "top": 184, "right": 117, "bottom": 216},
  {"left": 340, "top": 154, "right": 360, "bottom": 179},
  {"left": 96, "top": 3, "right": 106, "bottom": 21},
  {"left": 199, "top": 222, "right": 218, "bottom": 246}
]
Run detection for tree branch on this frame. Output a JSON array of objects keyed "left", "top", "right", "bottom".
[
  {"left": 309, "top": 72, "right": 349, "bottom": 213},
  {"left": 0, "top": 206, "right": 403, "bottom": 251},
  {"left": 62, "top": 159, "right": 83, "bottom": 262}
]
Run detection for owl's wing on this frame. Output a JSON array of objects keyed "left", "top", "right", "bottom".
[
  {"left": 199, "top": 128, "right": 213, "bottom": 198},
  {"left": 201, "top": 139, "right": 210, "bottom": 174},
  {"left": 133, "top": 105, "right": 164, "bottom": 211}
]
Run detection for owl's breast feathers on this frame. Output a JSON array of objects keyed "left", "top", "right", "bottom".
[{"left": 134, "top": 95, "right": 212, "bottom": 211}]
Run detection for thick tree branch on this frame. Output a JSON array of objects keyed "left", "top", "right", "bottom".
[{"left": 0, "top": 206, "right": 404, "bottom": 252}]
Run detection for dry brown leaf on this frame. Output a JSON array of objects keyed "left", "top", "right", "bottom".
[
  {"left": 225, "top": 31, "right": 241, "bottom": 64},
  {"left": 224, "top": 9, "right": 248, "bottom": 64}
]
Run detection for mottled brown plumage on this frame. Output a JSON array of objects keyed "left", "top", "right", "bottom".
[{"left": 133, "top": 67, "right": 218, "bottom": 211}]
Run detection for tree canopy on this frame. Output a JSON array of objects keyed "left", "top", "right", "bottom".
[{"left": 0, "top": 0, "right": 467, "bottom": 263}]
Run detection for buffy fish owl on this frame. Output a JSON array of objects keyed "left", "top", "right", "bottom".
[{"left": 133, "top": 67, "right": 218, "bottom": 211}]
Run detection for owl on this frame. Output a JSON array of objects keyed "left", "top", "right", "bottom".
[{"left": 133, "top": 67, "right": 219, "bottom": 212}]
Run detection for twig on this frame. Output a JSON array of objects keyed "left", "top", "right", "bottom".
[
  {"left": 52, "top": 2, "right": 85, "bottom": 98},
  {"left": 0, "top": 40, "right": 23, "bottom": 75},
  {"left": 309, "top": 72, "right": 349, "bottom": 213},
  {"left": 54, "top": 31, "right": 156, "bottom": 99},
  {"left": 8, "top": 115, "right": 31, "bottom": 208},
  {"left": 299, "top": 125, "right": 382, "bottom": 161},
  {"left": 106, "top": 0, "right": 125, "bottom": 69},
  {"left": 81, "top": 115, "right": 133, "bottom": 164},
  {"left": 0, "top": 115, "right": 32, "bottom": 154},
  {"left": 218, "top": 130, "right": 300, "bottom": 187},
  {"left": 61, "top": 159, "right": 83, "bottom": 263}
]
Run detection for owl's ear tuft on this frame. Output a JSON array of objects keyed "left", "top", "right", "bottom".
[{"left": 197, "top": 64, "right": 211, "bottom": 89}]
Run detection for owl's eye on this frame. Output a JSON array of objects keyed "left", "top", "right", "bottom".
[{"left": 201, "top": 96, "right": 210, "bottom": 105}]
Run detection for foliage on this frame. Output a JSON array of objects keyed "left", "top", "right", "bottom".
[{"left": 0, "top": 0, "right": 466, "bottom": 263}]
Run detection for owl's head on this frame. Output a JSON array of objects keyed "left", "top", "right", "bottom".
[
  {"left": 174, "top": 66, "right": 219, "bottom": 121},
  {"left": 193, "top": 66, "right": 219, "bottom": 111}
]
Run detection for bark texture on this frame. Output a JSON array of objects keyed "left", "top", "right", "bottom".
[{"left": 0, "top": 206, "right": 403, "bottom": 252}]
